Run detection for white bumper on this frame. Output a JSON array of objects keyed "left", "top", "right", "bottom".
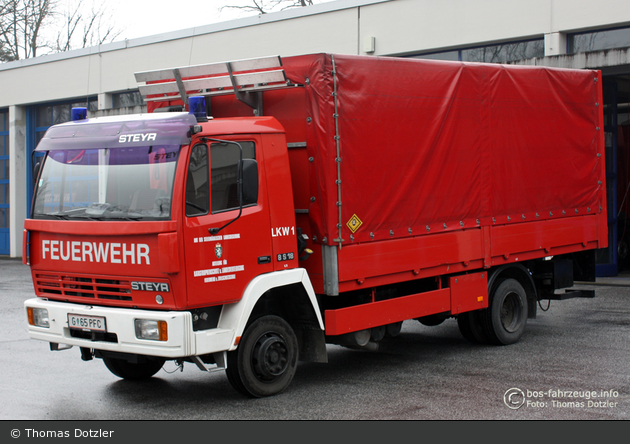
[{"left": 24, "top": 298, "right": 235, "bottom": 359}]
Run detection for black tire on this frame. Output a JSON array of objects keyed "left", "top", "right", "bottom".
[
  {"left": 417, "top": 313, "right": 447, "bottom": 326},
  {"left": 457, "top": 310, "right": 489, "bottom": 344},
  {"left": 103, "top": 356, "right": 165, "bottom": 380},
  {"left": 481, "top": 278, "right": 528, "bottom": 345},
  {"left": 618, "top": 238, "right": 629, "bottom": 269},
  {"left": 385, "top": 322, "right": 403, "bottom": 337},
  {"left": 226, "top": 315, "right": 298, "bottom": 398}
]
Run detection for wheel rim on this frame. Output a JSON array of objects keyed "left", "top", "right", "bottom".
[
  {"left": 501, "top": 291, "right": 524, "bottom": 333},
  {"left": 251, "top": 332, "right": 289, "bottom": 381}
]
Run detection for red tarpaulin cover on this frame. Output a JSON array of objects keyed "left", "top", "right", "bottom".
[
  {"left": 147, "top": 53, "right": 604, "bottom": 247},
  {"left": 285, "top": 54, "right": 604, "bottom": 245}
]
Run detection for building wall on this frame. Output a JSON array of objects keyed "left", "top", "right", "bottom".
[
  {"left": 2, "top": 0, "right": 630, "bottom": 107},
  {"left": 0, "top": 1, "right": 372, "bottom": 108},
  {"left": 361, "top": 0, "right": 630, "bottom": 56},
  {"left": 2, "top": 0, "right": 630, "bottom": 257}
]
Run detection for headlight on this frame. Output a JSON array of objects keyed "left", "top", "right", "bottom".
[
  {"left": 27, "top": 307, "right": 50, "bottom": 328},
  {"left": 134, "top": 319, "right": 168, "bottom": 341}
]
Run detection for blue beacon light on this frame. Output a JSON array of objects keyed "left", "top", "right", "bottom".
[
  {"left": 71, "top": 107, "right": 87, "bottom": 121},
  {"left": 189, "top": 96, "right": 208, "bottom": 122}
]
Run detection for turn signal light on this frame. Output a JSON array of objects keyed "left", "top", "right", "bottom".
[
  {"left": 159, "top": 320, "right": 168, "bottom": 341},
  {"left": 27, "top": 307, "right": 50, "bottom": 328}
]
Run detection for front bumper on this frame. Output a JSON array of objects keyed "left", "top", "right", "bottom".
[{"left": 24, "top": 298, "right": 234, "bottom": 359}]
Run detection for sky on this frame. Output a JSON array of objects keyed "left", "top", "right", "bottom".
[
  {"left": 109, "top": 0, "right": 249, "bottom": 40},
  {"left": 95, "top": 0, "right": 331, "bottom": 41}
]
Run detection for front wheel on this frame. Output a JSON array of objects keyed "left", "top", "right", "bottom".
[
  {"left": 417, "top": 313, "right": 448, "bottom": 326},
  {"left": 481, "top": 278, "right": 528, "bottom": 345},
  {"left": 457, "top": 310, "right": 489, "bottom": 344},
  {"left": 103, "top": 356, "right": 165, "bottom": 380},
  {"left": 226, "top": 315, "right": 299, "bottom": 398}
]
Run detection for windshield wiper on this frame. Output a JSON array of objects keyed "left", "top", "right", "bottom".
[
  {"left": 36, "top": 214, "right": 71, "bottom": 220},
  {"left": 69, "top": 215, "right": 143, "bottom": 221}
]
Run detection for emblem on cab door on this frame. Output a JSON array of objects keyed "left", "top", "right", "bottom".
[{"left": 215, "top": 243, "right": 223, "bottom": 259}]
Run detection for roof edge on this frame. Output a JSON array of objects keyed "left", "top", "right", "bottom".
[{"left": 0, "top": 0, "right": 391, "bottom": 72}]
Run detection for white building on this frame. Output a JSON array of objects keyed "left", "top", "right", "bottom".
[{"left": 1, "top": 0, "right": 629, "bottom": 274}]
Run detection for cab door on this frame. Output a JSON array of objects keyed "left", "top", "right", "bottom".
[{"left": 183, "top": 136, "right": 273, "bottom": 307}]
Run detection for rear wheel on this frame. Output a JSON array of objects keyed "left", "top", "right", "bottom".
[
  {"left": 481, "top": 278, "right": 528, "bottom": 345},
  {"left": 103, "top": 356, "right": 165, "bottom": 380},
  {"left": 226, "top": 315, "right": 298, "bottom": 398}
]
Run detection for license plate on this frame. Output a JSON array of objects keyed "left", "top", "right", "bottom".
[{"left": 68, "top": 314, "right": 107, "bottom": 332}]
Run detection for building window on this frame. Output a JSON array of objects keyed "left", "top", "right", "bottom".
[
  {"left": 461, "top": 40, "right": 544, "bottom": 63},
  {"left": 34, "top": 99, "right": 97, "bottom": 146},
  {"left": 411, "top": 39, "right": 544, "bottom": 63},
  {"left": 569, "top": 26, "right": 630, "bottom": 53},
  {"left": 112, "top": 91, "right": 144, "bottom": 108},
  {"left": 412, "top": 51, "right": 459, "bottom": 61}
]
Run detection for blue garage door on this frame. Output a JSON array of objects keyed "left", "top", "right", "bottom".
[{"left": 0, "top": 110, "right": 9, "bottom": 255}]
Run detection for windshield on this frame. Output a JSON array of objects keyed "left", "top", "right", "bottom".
[{"left": 32, "top": 145, "right": 180, "bottom": 221}]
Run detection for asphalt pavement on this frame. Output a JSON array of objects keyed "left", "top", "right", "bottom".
[{"left": 1, "top": 257, "right": 629, "bottom": 422}]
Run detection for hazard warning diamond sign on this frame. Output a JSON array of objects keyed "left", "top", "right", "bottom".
[{"left": 346, "top": 214, "right": 363, "bottom": 233}]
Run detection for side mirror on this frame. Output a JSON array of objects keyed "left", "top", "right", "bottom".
[{"left": 242, "top": 159, "right": 258, "bottom": 205}]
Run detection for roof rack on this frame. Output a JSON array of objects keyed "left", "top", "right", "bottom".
[{"left": 134, "top": 55, "right": 301, "bottom": 115}]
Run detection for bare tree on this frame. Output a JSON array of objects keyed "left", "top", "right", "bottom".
[
  {"left": 53, "top": 0, "right": 122, "bottom": 52},
  {"left": 0, "top": 0, "right": 56, "bottom": 61},
  {"left": 0, "top": 1, "right": 14, "bottom": 60},
  {"left": 220, "top": 0, "right": 315, "bottom": 16},
  {"left": 0, "top": 0, "right": 122, "bottom": 62}
]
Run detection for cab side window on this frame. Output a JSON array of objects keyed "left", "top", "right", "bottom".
[
  {"left": 210, "top": 141, "right": 256, "bottom": 213},
  {"left": 185, "top": 144, "right": 209, "bottom": 217}
]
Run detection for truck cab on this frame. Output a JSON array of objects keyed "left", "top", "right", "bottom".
[{"left": 24, "top": 106, "right": 325, "bottom": 397}]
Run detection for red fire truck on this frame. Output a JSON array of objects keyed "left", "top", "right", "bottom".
[{"left": 24, "top": 54, "right": 607, "bottom": 397}]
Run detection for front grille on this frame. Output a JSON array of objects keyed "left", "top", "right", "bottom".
[{"left": 35, "top": 273, "right": 132, "bottom": 301}]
